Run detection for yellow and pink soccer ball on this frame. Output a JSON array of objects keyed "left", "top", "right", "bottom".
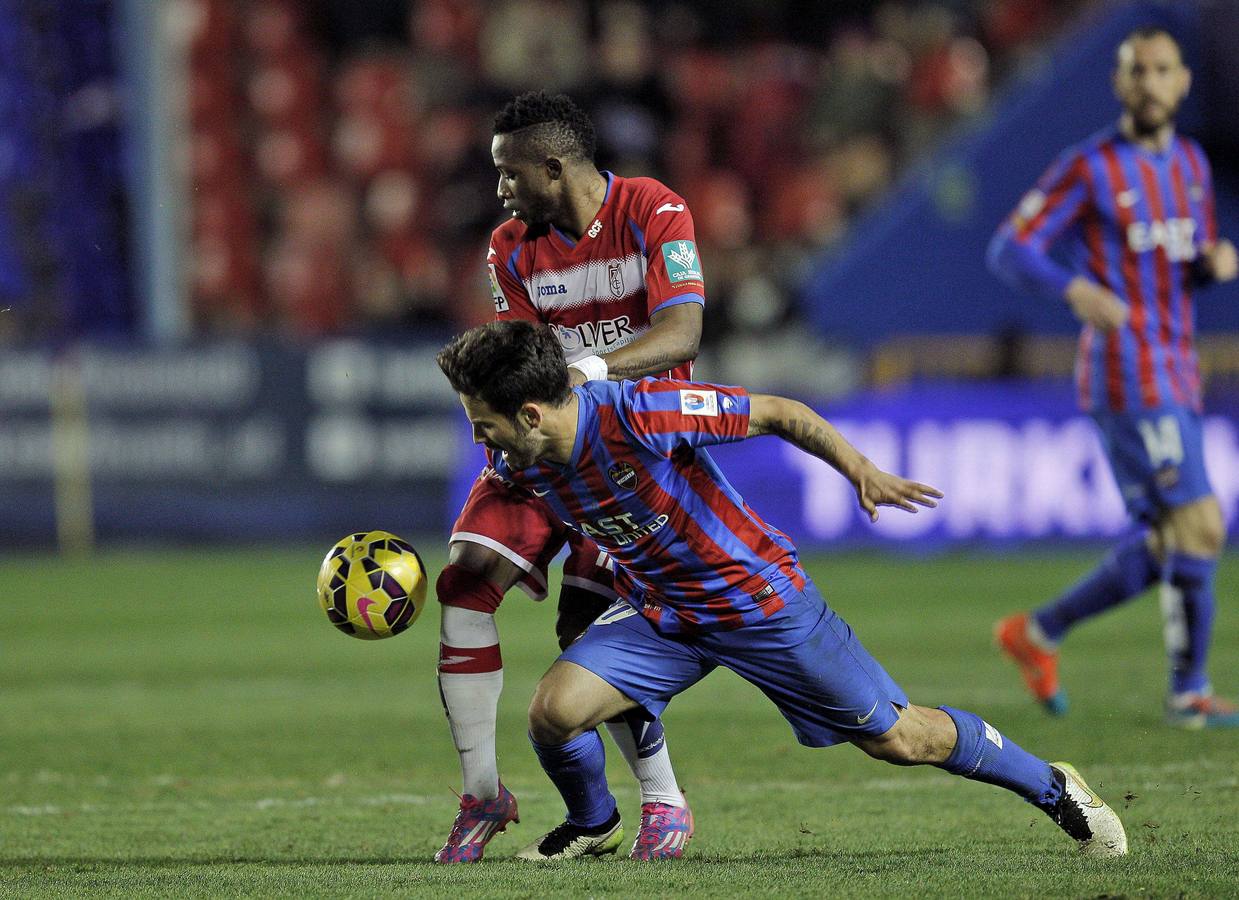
[{"left": 316, "top": 531, "right": 428, "bottom": 639}]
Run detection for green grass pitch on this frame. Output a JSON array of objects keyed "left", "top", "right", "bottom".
[{"left": 3, "top": 546, "right": 1237, "bottom": 897}]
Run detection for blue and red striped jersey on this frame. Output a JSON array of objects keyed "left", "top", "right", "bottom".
[
  {"left": 488, "top": 379, "right": 807, "bottom": 634},
  {"left": 988, "top": 127, "right": 1218, "bottom": 413}
]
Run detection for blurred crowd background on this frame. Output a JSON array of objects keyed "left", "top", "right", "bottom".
[
  {"left": 5, "top": 0, "right": 1239, "bottom": 550},
  {"left": 3, "top": 0, "right": 1087, "bottom": 352}
]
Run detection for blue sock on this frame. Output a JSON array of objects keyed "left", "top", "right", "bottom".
[
  {"left": 529, "top": 730, "right": 617, "bottom": 828},
  {"left": 1163, "top": 553, "right": 1218, "bottom": 695},
  {"left": 1033, "top": 529, "right": 1159, "bottom": 642},
  {"left": 938, "top": 706, "right": 1061, "bottom": 810}
]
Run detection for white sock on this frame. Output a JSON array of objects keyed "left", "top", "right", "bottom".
[
  {"left": 438, "top": 607, "right": 503, "bottom": 800},
  {"left": 604, "top": 715, "right": 684, "bottom": 807}
]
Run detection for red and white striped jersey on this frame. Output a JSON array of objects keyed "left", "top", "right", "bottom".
[{"left": 486, "top": 172, "right": 705, "bottom": 380}]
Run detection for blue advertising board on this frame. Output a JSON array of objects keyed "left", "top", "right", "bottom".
[
  {"left": 708, "top": 382, "right": 1239, "bottom": 549},
  {"left": 3, "top": 342, "right": 1237, "bottom": 550}
]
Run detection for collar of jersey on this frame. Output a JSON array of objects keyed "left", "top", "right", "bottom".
[
  {"left": 562, "top": 386, "right": 589, "bottom": 470},
  {"left": 1115, "top": 123, "right": 1176, "bottom": 161},
  {"left": 519, "top": 386, "right": 590, "bottom": 480},
  {"left": 549, "top": 171, "right": 615, "bottom": 251}
]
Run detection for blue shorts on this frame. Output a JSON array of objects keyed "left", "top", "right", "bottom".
[
  {"left": 1092, "top": 406, "right": 1213, "bottom": 523},
  {"left": 559, "top": 580, "right": 908, "bottom": 748}
]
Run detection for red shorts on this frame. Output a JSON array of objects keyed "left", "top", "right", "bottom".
[{"left": 450, "top": 467, "right": 616, "bottom": 602}]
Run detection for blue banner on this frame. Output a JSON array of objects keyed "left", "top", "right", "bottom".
[
  {"left": 708, "top": 382, "right": 1239, "bottom": 549},
  {"left": 4, "top": 341, "right": 1238, "bottom": 549}
]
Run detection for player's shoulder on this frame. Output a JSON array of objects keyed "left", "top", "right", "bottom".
[
  {"left": 614, "top": 174, "right": 690, "bottom": 218},
  {"left": 1057, "top": 127, "right": 1117, "bottom": 167},
  {"left": 618, "top": 376, "right": 695, "bottom": 410},
  {"left": 488, "top": 217, "right": 534, "bottom": 258},
  {"left": 485, "top": 218, "right": 520, "bottom": 257},
  {"left": 579, "top": 379, "right": 625, "bottom": 406},
  {"left": 1173, "top": 132, "right": 1211, "bottom": 166},
  {"left": 489, "top": 217, "right": 552, "bottom": 277},
  {"left": 578, "top": 378, "right": 653, "bottom": 413}
]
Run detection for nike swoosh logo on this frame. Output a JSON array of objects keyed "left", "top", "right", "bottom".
[
  {"left": 655, "top": 203, "right": 685, "bottom": 215},
  {"left": 856, "top": 700, "right": 880, "bottom": 725},
  {"left": 438, "top": 655, "right": 476, "bottom": 667},
  {"left": 530, "top": 488, "right": 550, "bottom": 497},
  {"left": 356, "top": 597, "right": 379, "bottom": 633}
]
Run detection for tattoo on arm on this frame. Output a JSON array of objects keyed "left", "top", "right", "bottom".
[
  {"left": 600, "top": 306, "right": 700, "bottom": 379},
  {"left": 773, "top": 416, "right": 839, "bottom": 464},
  {"left": 751, "top": 397, "right": 846, "bottom": 469}
]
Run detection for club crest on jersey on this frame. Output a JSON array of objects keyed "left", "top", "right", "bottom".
[
  {"left": 608, "top": 461, "right": 638, "bottom": 490},
  {"left": 487, "top": 263, "right": 508, "bottom": 312},
  {"left": 608, "top": 261, "right": 625, "bottom": 299},
  {"left": 679, "top": 389, "right": 718, "bottom": 417},
  {"left": 662, "top": 240, "right": 703, "bottom": 284}
]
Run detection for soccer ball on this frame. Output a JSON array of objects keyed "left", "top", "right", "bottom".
[{"left": 316, "top": 531, "right": 428, "bottom": 639}]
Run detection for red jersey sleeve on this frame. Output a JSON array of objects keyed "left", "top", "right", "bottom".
[
  {"left": 486, "top": 229, "right": 538, "bottom": 322},
  {"left": 629, "top": 181, "right": 706, "bottom": 317}
]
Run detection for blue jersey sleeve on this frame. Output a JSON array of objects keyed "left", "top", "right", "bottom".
[
  {"left": 619, "top": 378, "right": 750, "bottom": 457},
  {"left": 988, "top": 148, "right": 1093, "bottom": 300}
]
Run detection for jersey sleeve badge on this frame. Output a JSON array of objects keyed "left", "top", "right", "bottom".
[
  {"left": 487, "top": 263, "right": 509, "bottom": 313},
  {"left": 1011, "top": 189, "right": 1046, "bottom": 229},
  {"left": 679, "top": 389, "right": 718, "bottom": 416},
  {"left": 662, "top": 240, "right": 703, "bottom": 284}
]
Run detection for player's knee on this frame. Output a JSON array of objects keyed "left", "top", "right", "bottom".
[
  {"left": 1168, "top": 502, "right": 1227, "bottom": 558},
  {"left": 1189, "top": 510, "right": 1227, "bottom": 557},
  {"left": 435, "top": 562, "right": 505, "bottom": 613},
  {"left": 446, "top": 541, "right": 525, "bottom": 592},
  {"left": 527, "top": 684, "right": 586, "bottom": 744},
  {"left": 856, "top": 729, "right": 919, "bottom": 765}
]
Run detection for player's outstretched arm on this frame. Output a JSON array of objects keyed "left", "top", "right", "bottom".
[
  {"left": 569, "top": 303, "right": 702, "bottom": 385},
  {"left": 747, "top": 394, "right": 943, "bottom": 522}
]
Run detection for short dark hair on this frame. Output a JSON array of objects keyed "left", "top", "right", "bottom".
[
  {"left": 1117, "top": 26, "right": 1183, "bottom": 63},
  {"left": 437, "top": 320, "right": 571, "bottom": 418},
  {"left": 493, "top": 90, "right": 597, "bottom": 162}
]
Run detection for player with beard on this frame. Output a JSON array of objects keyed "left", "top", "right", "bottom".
[
  {"left": 434, "top": 91, "right": 703, "bottom": 862},
  {"left": 988, "top": 27, "right": 1238, "bottom": 726}
]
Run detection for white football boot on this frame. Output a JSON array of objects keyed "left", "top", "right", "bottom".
[{"left": 1047, "top": 762, "right": 1128, "bottom": 858}]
